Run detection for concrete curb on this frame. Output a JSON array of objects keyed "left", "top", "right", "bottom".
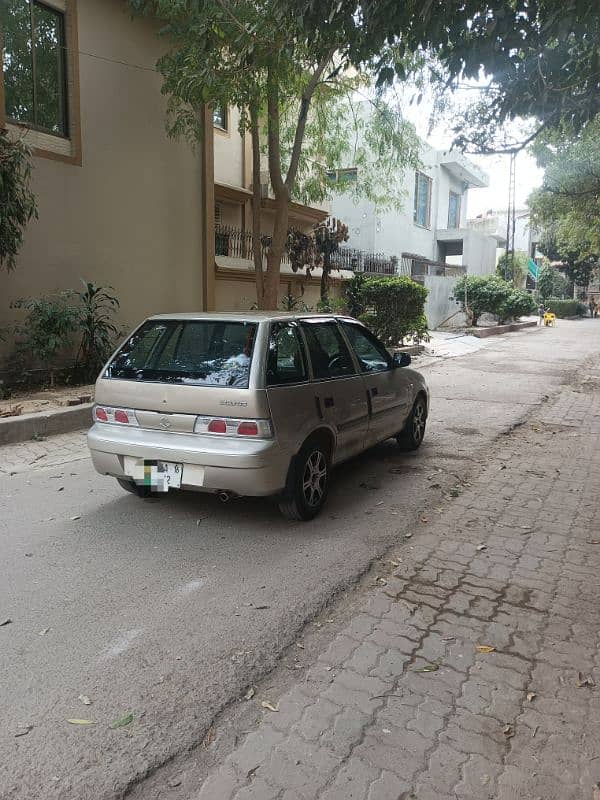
[
  {"left": 470, "top": 320, "right": 538, "bottom": 338},
  {"left": 0, "top": 404, "right": 93, "bottom": 445}
]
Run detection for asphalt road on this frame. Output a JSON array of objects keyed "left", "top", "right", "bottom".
[{"left": 1, "top": 320, "right": 598, "bottom": 800}]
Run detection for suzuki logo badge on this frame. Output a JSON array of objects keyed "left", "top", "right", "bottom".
[{"left": 159, "top": 416, "right": 171, "bottom": 430}]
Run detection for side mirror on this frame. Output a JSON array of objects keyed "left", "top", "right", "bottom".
[{"left": 393, "top": 351, "right": 411, "bottom": 368}]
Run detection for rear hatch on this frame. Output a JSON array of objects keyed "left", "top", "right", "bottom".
[{"left": 94, "top": 318, "right": 270, "bottom": 427}]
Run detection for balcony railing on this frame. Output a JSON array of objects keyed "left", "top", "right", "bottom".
[{"left": 214, "top": 225, "right": 467, "bottom": 279}]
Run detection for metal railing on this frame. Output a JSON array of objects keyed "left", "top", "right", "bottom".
[{"left": 215, "top": 225, "right": 467, "bottom": 279}]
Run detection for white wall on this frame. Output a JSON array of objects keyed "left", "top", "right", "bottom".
[{"left": 423, "top": 275, "right": 465, "bottom": 329}]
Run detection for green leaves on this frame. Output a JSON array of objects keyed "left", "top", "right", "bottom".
[
  {"left": 351, "top": 275, "right": 429, "bottom": 346},
  {"left": 453, "top": 274, "right": 535, "bottom": 326},
  {"left": 0, "top": 131, "right": 38, "bottom": 272}
]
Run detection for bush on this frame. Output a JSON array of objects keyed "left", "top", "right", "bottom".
[
  {"left": 452, "top": 274, "right": 512, "bottom": 325},
  {"left": 346, "top": 275, "right": 429, "bottom": 345},
  {"left": 497, "top": 289, "right": 536, "bottom": 323},
  {"left": 11, "top": 292, "right": 80, "bottom": 385},
  {"left": 544, "top": 298, "right": 587, "bottom": 318},
  {"left": 9, "top": 281, "right": 121, "bottom": 385}
]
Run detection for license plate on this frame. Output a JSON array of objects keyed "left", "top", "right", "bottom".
[{"left": 142, "top": 460, "right": 183, "bottom": 492}]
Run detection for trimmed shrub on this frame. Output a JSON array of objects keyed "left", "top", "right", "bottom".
[
  {"left": 346, "top": 275, "right": 429, "bottom": 345},
  {"left": 498, "top": 289, "right": 537, "bottom": 323},
  {"left": 453, "top": 274, "right": 536, "bottom": 325},
  {"left": 453, "top": 274, "right": 511, "bottom": 325},
  {"left": 545, "top": 298, "right": 587, "bottom": 318}
]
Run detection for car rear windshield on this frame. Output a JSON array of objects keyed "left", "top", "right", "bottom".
[{"left": 105, "top": 319, "right": 258, "bottom": 388}]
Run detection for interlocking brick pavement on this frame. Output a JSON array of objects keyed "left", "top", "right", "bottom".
[
  {"left": 0, "top": 429, "right": 89, "bottom": 475},
  {"left": 194, "top": 371, "right": 600, "bottom": 800}
]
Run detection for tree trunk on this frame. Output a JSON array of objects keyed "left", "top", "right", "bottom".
[
  {"left": 250, "top": 106, "right": 264, "bottom": 308},
  {"left": 320, "top": 251, "right": 330, "bottom": 302},
  {"left": 263, "top": 193, "right": 289, "bottom": 309}
]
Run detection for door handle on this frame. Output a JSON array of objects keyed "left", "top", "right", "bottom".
[{"left": 324, "top": 397, "right": 335, "bottom": 408}]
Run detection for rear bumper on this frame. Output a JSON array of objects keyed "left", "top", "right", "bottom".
[{"left": 87, "top": 423, "right": 290, "bottom": 496}]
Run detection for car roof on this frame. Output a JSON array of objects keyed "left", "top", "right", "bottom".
[{"left": 148, "top": 312, "right": 357, "bottom": 323}]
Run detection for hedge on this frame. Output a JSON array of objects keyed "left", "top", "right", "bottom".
[
  {"left": 453, "top": 274, "right": 536, "bottom": 325},
  {"left": 346, "top": 274, "right": 429, "bottom": 345},
  {"left": 544, "top": 298, "right": 587, "bottom": 318}
]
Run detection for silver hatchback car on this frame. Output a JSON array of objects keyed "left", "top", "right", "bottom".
[{"left": 88, "top": 313, "right": 429, "bottom": 520}]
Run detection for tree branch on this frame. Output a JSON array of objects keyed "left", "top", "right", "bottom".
[
  {"left": 250, "top": 103, "right": 264, "bottom": 304},
  {"left": 267, "top": 67, "right": 286, "bottom": 198},
  {"left": 285, "top": 49, "right": 335, "bottom": 191}
]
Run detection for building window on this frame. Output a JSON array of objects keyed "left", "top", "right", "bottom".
[
  {"left": 213, "top": 104, "right": 228, "bottom": 131},
  {"left": 448, "top": 190, "right": 461, "bottom": 229},
  {"left": 413, "top": 171, "right": 432, "bottom": 228},
  {"left": 3, "top": 0, "right": 68, "bottom": 137},
  {"left": 326, "top": 167, "right": 358, "bottom": 184}
]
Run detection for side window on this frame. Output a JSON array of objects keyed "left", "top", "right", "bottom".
[
  {"left": 340, "top": 322, "right": 392, "bottom": 373},
  {"left": 266, "top": 323, "right": 308, "bottom": 386},
  {"left": 301, "top": 321, "right": 356, "bottom": 380}
]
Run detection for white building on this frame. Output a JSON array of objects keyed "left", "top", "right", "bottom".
[
  {"left": 330, "top": 143, "right": 497, "bottom": 327},
  {"left": 468, "top": 208, "right": 534, "bottom": 262}
]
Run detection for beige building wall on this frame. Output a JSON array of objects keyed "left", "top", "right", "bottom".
[
  {"left": 213, "top": 106, "right": 246, "bottom": 188},
  {"left": 0, "top": 0, "right": 207, "bottom": 354}
]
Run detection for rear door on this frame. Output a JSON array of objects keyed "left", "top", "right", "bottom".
[
  {"left": 339, "top": 320, "right": 412, "bottom": 446},
  {"left": 264, "top": 321, "right": 319, "bottom": 457},
  {"left": 300, "top": 319, "right": 369, "bottom": 463}
]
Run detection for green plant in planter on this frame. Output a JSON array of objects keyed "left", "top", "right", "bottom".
[
  {"left": 11, "top": 292, "right": 80, "bottom": 386},
  {"left": 75, "top": 281, "right": 121, "bottom": 381},
  {"left": 497, "top": 289, "right": 537, "bottom": 322}
]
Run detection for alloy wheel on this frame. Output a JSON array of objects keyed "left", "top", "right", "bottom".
[{"left": 302, "top": 450, "right": 327, "bottom": 508}]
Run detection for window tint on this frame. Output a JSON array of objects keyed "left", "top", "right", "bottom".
[
  {"left": 105, "top": 320, "right": 257, "bottom": 388},
  {"left": 3, "top": 0, "right": 68, "bottom": 136},
  {"left": 340, "top": 322, "right": 392, "bottom": 373},
  {"left": 266, "top": 323, "right": 307, "bottom": 386},
  {"left": 301, "top": 321, "right": 356, "bottom": 380}
]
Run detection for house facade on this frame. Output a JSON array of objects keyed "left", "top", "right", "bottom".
[
  {"left": 0, "top": 0, "right": 215, "bottom": 347},
  {"left": 330, "top": 143, "right": 497, "bottom": 327},
  {"left": 0, "top": 0, "right": 333, "bottom": 369}
]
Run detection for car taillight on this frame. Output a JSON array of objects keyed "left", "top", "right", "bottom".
[
  {"left": 194, "top": 416, "right": 272, "bottom": 438},
  {"left": 93, "top": 406, "right": 139, "bottom": 426},
  {"left": 207, "top": 419, "right": 227, "bottom": 434},
  {"left": 237, "top": 421, "right": 258, "bottom": 436}
]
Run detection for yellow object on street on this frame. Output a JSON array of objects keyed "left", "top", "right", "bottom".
[{"left": 544, "top": 312, "right": 556, "bottom": 326}]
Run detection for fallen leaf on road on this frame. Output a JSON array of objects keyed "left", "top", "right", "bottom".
[
  {"left": 254, "top": 605, "right": 270, "bottom": 610},
  {"left": 476, "top": 544, "right": 487, "bottom": 551},
  {"left": 14, "top": 725, "right": 33, "bottom": 737},
  {"left": 359, "top": 481, "right": 379, "bottom": 490},
  {"left": 375, "top": 501, "right": 384, "bottom": 506},
  {"left": 587, "top": 539, "right": 600, "bottom": 545},
  {"left": 246, "top": 765, "right": 260, "bottom": 779},
  {"left": 476, "top": 645, "right": 496, "bottom": 654},
  {"left": 244, "top": 687, "right": 255, "bottom": 700},
  {"left": 67, "top": 719, "right": 95, "bottom": 725},
  {"left": 414, "top": 664, "right": 439, "bottom": 673},
  {"left": 70, "top": 516, "right": 81, "bottom": 521},
  {"left": 202, "top": 727, "right": 216, "bottom": 748},
  {"left": 375, "top": 576, "right": 387, "bottom": 586},
  {"left": 592, "top": 783, "right": 600, "bottom": 800},
  {"left": 79, "top": 695, "right": 92, "bottom": 705},
  {"left": 168, "top": 777, "right": 182, "bottom": 788},
  {"left": 526, "top": 692, "right": 537, "bottom": 702},
  {"left": 441, "top": 636, "right": 455, "bottom": 642},
  {"left": 420, "top": 517, "right": 428, "bottom": 524},
  {"left": 261, "top": 701, "right": 279, "bottom": 712},
  {"left": 389, "top": 559, "right": 400, "bottom": 567},
  {"left": 1, "top": 618, "right": 12, "bottom": 627},
  {"left": 296, "top": 642, "right": 304, "bottom": 649},
  {"left": 39, "top": 628, "right": 50, "bottom": 636},
  {"left": 110, "top": 713, "right": 133, "bottom": 729},
  {"left": 576, "top": 672, "right": 595, "bottom": 688},
  {"left": 503, "top": 724, "right": 514, "bottom": 738},
  {"left": 404, "top": 532, "right": 413, "bottom": 539}
]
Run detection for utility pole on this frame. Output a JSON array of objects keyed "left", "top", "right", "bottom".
[{"left": 505, "top": 152, "right": 517, "bottom": 283}]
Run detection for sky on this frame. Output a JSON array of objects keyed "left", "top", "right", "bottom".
[{"left": 399, "top": 89, "right": 545, "bottom": 218}]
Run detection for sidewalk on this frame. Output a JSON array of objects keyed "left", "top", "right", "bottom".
[{"left": 195, "top": 372, "right": 600, "bottom": 799}]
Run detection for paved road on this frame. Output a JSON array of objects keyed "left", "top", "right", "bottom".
[{"left": 1, "top": 320, "right": 597, "bottom": 800}]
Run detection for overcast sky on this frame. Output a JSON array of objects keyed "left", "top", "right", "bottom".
[{"left": 399, "top": 88, "right": 545, "bottom": 218}]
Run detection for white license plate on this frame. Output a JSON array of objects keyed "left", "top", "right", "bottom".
[{"left": 142, "top": 460, "right": 183, "bottom": 492}]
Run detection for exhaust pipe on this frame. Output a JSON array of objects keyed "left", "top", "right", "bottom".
[{"left": 218, "top": 491, "right": 231, "bottom": 503}]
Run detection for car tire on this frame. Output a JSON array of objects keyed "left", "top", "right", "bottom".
[
  {"left": 116, "top": 477, "right": 153, "bottom": 498},
  {"left": 397, "top": 396, "right": 427, "bottom": 451},
  {"left": 279, "top": 438, "right": 330, "bottom": 521}
]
